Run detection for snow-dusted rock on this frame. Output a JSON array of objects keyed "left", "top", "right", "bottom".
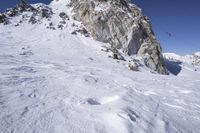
[
  {"left": 70, "top": 0, "right": 167, "bottom": 74},
  {"left": 128, "top": 61, "right": 139, "bottom": 71},
  {"left": 35, "top": 5, "right": 53, "bottom": 18},
  {"left": 2, "top": 1, "right": 52, "bottom": 23},
  {"left": 59, "top": 12, "right": 70, "bottom": 20},
  {"left": 5, "top": 7, "right": 19, "bottom": 17},
  {"left": 18, "top": 0, "right": 27, "bottom": 11},
  {"left": 0, "top": 13, "right": 6, "bottom": 23},
  {"left": 4, "top": 0, "right": 34, "bottom": 17}
]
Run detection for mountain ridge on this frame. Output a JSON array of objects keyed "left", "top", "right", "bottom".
[
  {"left": 0, "top": 0, "right": 167, "bottom": 74},
  {"left": 164, "top": 52, "right": 200, "bottom": 66}
]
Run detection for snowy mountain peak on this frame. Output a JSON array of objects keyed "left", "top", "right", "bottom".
[{"left": 164, "top": 52, "right": 200, "bottom": 66}]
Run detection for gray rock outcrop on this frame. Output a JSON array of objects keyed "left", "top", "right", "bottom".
[
  {"left": 70, "top": 0, "right": 167, "bottom": 74},
  {"left": 0, "top": 13, "right": 6, "bottom": 23},
  {"left": 1, "top": 1, "right": 53, "bottom": 25},
  {"left": 18, "top": 0, "right": 27, "bottom": 11}
]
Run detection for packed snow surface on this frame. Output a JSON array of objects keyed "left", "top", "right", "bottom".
[{"left": 0, "top": 2, "right": 200, "bottom": 133}]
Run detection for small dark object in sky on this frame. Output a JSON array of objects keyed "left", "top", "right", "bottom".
[{"left": 166, "top": 32, "right": 172, "bottom": 37}]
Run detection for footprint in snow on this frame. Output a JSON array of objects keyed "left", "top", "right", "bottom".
[
  {"left": 87, "top": 98, "right": 101, "bottom": 105},
  {"left": 21, "top": 106, "right": 29, "bottom": 117},
  {"left": 84, "top": 75, "right": 98, "bottom": 84},
  {"left": 118, "top": 108, "right": 140, "bottom": 122},
  {"left": 86, "top": 95, "right": 120, "bottom": 105},
  {"left": 19, "top": 51, "right": 33, "bottom": 57},
  {"left": 88, "top": 57, "right": 94, "bottom": 61}
]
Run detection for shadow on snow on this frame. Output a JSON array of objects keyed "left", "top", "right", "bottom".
[{"left": 164, "top": 59, "right": 182, "bottom": 76}]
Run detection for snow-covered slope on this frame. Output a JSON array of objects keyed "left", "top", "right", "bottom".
[
  {"left": 0, "top": 1, "right": 200, "bottom": 133},
  {"left": 164, "top": 52, "right": 200, "bottom": 66},
  {"left": 194, "top": 51, "right": 200, "bottom": 57}
]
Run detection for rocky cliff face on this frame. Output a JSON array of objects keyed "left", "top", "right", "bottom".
[{"left": 70, "top": 0, "right": 167, "bottom": 74}]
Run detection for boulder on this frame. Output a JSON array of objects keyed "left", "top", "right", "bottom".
[{"left": 128, "top": 61, "right": 139, "bottom": 71}]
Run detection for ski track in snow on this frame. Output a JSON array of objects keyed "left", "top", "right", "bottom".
[{"left": 0, "top": 6, "right": 200, "bottom": 133}]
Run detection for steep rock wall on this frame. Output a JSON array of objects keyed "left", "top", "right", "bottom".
[{"left": 70, "top": 0, "right": 167, "bottom": 74}]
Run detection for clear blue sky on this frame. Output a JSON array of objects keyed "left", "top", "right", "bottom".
[
  {"left": 132, "top": 0, "right": 200, "bottom": 55},
  {"left": 0, "top": 0, "right": 200, "bottom": 55}
]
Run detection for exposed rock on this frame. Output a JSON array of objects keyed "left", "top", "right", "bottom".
[
  {"left": 71, "top": 23, "right": 76, "bottom": 27},
  {"left": 40, "top": 8, "right": 52, "bottom": 18},
  {"left": 5, "top": 7, "right": 18, "bottom": 17},
  {"left": 26, "top": 5, "right": 37, "bottom": 12},
  {"left": 15, "top": 23, "right": 20, "bottom": 27},
  {"left": 28, "top": 15, "right": 37, "bottom": 24},
  {"left": 101, "top": 44, "right": 125, "bottom": 61},
  {"left": 47, "top": 22, "right": 56, "bottom": 30},
  {"left": 73, "top": 27, "right": 90, "bottom": 37},
  {"left": 2, "top": 1, "right": 52, "bottom": 22},
  {"left": 128, "top": 61, "right": 139, "bottom": 71},
  {"left": 33, "top": 4, "right": 53, "bottom": 18},
  {"left": 59, "top": 20, "right": 66, "bottom": 24},
  {"left": 77, "top": 27, "right": 88, "bottom": 35},
  {"left": 71, "top": 31, "right": 77, "bottom": 35},
  {"left": 110, "top": 45, "right": 125, "bottom": 60},
  {"left": 70, "top": 0, "right": 167, "bottom": 74},
  {"left": 49, "top": 22, "right": 53, "bottom": 26},
  {"left": 57, "top": 24, "right": 64, "bottom": 29},
  {"left": 138, "top": 42, "right": 166, "bottom": 74},
  {"left": 18, "top": 0, "right": 27, "bottom": 12},
  {"left": 0, "top": 14, "right": 7, "bottom": 24},
  {"left": 59, "top": 12, "right": 69, "bottom": 20},
  {"left": 47, "top": 26, "right": 56, "bottom": 30}
]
